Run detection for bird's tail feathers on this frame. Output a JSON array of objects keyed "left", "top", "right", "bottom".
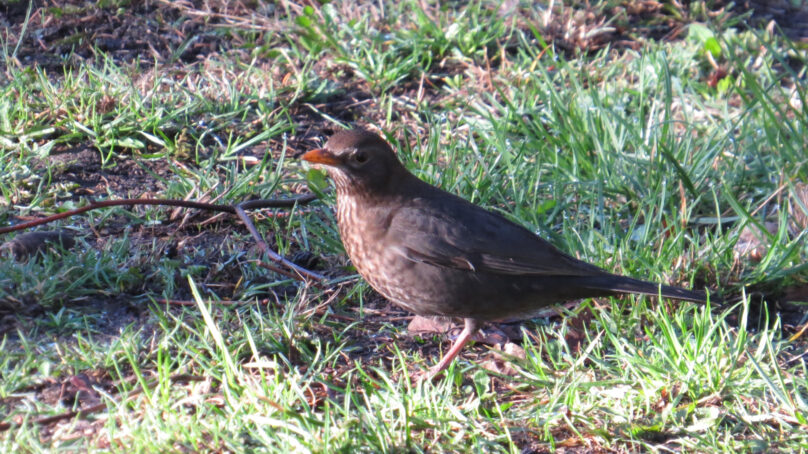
[{"left": 587, "top": 275, "right": 717, "bottom": 304}]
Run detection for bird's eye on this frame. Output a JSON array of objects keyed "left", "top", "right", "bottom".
[{"left": 353, "top": 151, "right": 369, "bottom": 164}]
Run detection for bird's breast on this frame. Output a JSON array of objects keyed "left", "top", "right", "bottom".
[
  {"left": 335, "top": 193, "right": 383, "bottom": 269},
  {"left": 334, "top": 193, "right": 425, "bottom": 312}
]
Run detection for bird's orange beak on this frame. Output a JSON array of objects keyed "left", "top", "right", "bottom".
[{"left": 301, "top": 148, "right": 341, "bottom": 166}]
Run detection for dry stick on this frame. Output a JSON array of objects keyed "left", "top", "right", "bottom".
[
  {"left": 155, "top": 298, "right": 272, "bottom": 306},
  {"left": 0, "top": 198, "right": 235, "bottom": 234},
  {"left": 0, "top": 374, "right": 205, "bottom": 432},
  {"left": 0, "top": 197, "right": 311, "bottom": 234},
  {"left": 235, "top": 201, "right": 325, "bottom": 282},
  {"left": 0, "top": 195, "right": 323, "bottom": 282}
]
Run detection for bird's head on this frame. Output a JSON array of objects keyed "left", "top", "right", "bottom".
[{"left": 301, "top": 129, "right": 410, "bottom": 196}]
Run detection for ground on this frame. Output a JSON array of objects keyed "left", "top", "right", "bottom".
[{"left": 1, "top": 1, "right": 807, "bottom": 452}]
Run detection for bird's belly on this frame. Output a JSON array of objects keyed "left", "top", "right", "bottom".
[{"left": 350, "top": 245, "right": 588, "bottom": 321}]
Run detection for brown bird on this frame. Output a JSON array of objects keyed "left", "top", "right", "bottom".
[{"left": 302, "top": 129, "right": 714, "bottom": 378}]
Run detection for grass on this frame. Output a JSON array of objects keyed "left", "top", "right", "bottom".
[{"left": 1, "top": 0, "right": 807, "bottom": 451}]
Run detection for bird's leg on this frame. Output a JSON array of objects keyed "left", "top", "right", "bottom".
[{"left": 427, "top": 318, "right": 481, "bottom": 379}]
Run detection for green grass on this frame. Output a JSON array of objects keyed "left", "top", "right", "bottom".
[{"left": 1, "top": 0, "right": 807, "bottom": 451}]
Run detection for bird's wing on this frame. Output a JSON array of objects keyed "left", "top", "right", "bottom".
[{"left": 384, "top": 196, "right": 607, "bottom": 277}]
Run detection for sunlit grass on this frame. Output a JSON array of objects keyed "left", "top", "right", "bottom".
[{"left": 1, "top": 0, "right": 806, "bottom": 451}]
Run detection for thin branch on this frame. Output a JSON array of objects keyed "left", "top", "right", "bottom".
[
  {"left": 0, "top": 374, "right": 206, "bottom": 432},
  {"left": 235, "top": 202, "right": 326, "bottom": 282},
  {"left": 0, "top": 194, "right": 324, "bottom": 282}
]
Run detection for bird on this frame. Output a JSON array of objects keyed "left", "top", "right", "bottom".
[{"left": 302, "top": 128, "right": 715, "bottom": 378}]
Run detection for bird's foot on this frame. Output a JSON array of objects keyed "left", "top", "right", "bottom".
[
  {"left": 415, "top": 318, "right": 481, "bottom": 381},
  {"left": 448, "top": 326, "right": 508, "bottom": 347},
  {"left": 408, "top": 316, "right": 511, "bottom": 347},
  {"left": 407, "top": 315, "right": 454, "bottom": 335}
]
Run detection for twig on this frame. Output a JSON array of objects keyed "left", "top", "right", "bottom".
[
  {"left": 235, "top": 201, "right": 325, "bottom": 282},
  {"left": 0, "top": 194, "right": 323, "bottom": 283},
  {"left": 0, "top": 196, "right": 317, "bottom": 235},
  {"left": 0, "top": 374, "right": 205, "bottom": 432}
]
